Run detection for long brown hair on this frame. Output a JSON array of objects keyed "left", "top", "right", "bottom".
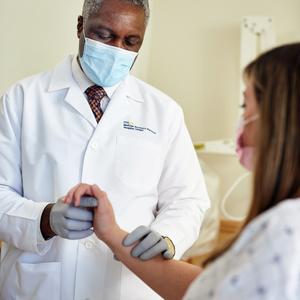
[{"left": 204, "top": 43, "right": 300, "bottom": 266}]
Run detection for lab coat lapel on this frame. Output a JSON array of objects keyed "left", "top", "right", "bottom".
[
  {"left": 64, "top": 87, "right": 97, "bottom": 127},
  {"left": 48, "top": 55, "right": 97, "bottom": 128},
  {"left": 97, "top": 76, "right": 144, "bottom": 134}
]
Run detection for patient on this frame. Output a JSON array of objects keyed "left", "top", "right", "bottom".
[{"left": 65, "top": 43, "right": 300, "bottom": 300}]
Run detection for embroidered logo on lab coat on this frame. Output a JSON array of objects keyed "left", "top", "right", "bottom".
[{"left": 123, "top": 121, "right": 156, "bottom": 134}]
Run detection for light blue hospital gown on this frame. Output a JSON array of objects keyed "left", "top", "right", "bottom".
[{"left": 183, "top": 199, "right": 300, "bottom": 300}]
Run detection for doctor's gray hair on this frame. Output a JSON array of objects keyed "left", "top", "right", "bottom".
[{"left": 82, "top": 0, "right": 150, "bottom": 25}]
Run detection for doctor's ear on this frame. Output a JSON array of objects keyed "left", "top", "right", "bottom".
[{"left": 77, "top": 16, "right": 84, "bottom": 38}]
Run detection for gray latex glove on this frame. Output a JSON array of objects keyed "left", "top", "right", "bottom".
[
  {"left": 79, "top": 196, "right": 98, "bottom": 208},
  {"left": 49, "top": 198, "right": 94, "bottom": 240},
  {"left": 123, "top": 226, "right": 175, "bottom": 261}
]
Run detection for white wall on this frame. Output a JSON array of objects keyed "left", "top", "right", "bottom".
[
  {"left": 148, "top": 0, "right": 300, "bottom": 142},
  {"left": 0, "top": 1, "right": 78, "bottom": 93}
]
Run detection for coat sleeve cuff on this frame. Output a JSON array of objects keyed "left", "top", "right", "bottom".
[{"left": 4, "top": 201, "right": 55, "bottom": 254}]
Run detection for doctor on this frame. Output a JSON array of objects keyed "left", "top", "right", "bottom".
[{"left": 0, "top": 0, "right": 209, "bottom": 299}]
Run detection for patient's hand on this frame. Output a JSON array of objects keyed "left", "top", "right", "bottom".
[{"left": 64, "top": 184, "right": 120, "bottom": 242}]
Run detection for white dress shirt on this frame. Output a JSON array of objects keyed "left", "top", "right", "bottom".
[
  {"left": 184, "top": 199, "right": 300, "bottom": 300},
  {"left": 71, "top": 55, "right": 120, "bottom": 113}
]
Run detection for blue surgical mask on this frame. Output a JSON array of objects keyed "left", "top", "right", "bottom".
[{"left": 79, "top": 32, "right": 138, "bottom": 87}]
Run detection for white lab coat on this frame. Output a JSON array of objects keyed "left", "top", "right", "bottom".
[{"left": 0, "top": 56, "right": 210, "bottom": 300}]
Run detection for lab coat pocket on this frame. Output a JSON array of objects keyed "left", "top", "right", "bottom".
[
  {"left": 115, "top": 135, "right": 162, "bottom": 194},
  {"left": 16, "top": 261, "right": 61, "bottom": 300}
]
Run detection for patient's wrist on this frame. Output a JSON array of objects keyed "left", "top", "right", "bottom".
[{"left": 103, "top": 227, "right": 128, "bottom": 252}]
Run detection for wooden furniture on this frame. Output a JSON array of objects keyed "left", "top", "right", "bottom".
[{"left": 186, "top": 219, "right": 243, "bottom": 266}]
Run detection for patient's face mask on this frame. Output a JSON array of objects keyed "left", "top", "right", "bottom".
[
  {"left": 79, "top": 30, "right": 138, "bottom": 87},
  {"left": 235, "top": 114, "right": 259, "bottom": 171}
]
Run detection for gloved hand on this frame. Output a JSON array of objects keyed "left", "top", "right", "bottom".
[
  {"left": 79, "top": 196, "right": 98, "bottom": 208},
  {"left": 123, "top": 226, "right": 175, "bottom": 261},
  {"left": 49, "top": 198, "right": 94, "bottom": 240}
]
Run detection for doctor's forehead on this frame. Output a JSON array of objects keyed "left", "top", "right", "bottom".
[{"left": 85, "top": 0, "right": 146, "bottom": 35}]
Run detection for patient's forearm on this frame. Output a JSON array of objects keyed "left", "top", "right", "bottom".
[{"left": 104, "top": 227, "right": 202, "bottom": 300}]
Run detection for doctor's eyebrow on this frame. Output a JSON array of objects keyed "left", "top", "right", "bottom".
[{"left": 92, "top": 24, "right": 113, "bottom": 31}]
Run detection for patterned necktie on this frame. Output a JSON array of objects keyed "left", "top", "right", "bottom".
[{"left": 85, "top": 85, "right": 107, "bottom": 123}]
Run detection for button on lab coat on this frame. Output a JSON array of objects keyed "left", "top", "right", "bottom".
[{"left": 0, "top": 56, "right": 210, "bottom": 300}]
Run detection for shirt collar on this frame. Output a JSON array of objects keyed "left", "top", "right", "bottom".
[{"left": 71, "top": 55, "right": 120, "bottom": 99}]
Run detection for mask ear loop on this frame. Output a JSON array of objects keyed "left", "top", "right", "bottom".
[
  {"left": 220, "top": 172, "right": 251, "bottom": 221},
  {"left": 243, "top": 114, "right": 259, "bottom": 126},
  {"left": 82, "top": 26, "right": 86, "bottom": 39}
]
